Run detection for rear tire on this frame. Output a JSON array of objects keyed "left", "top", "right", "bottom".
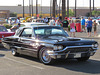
[
  {"left": 77, "top": 56, "right": 90, "bottom": 62},
  {"left": 39, "top": 47, "right": 54, "bottom": 65},
  {"left": 11, "top": 48, "right": 19, "bottom": 56}
]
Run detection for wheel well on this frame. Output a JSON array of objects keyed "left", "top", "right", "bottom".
[{"left": 37, "top": 46, "right": 45, "bottom": 58}]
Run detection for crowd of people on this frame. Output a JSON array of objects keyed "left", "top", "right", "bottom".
[
  {"left": 81, "top": 17, "right": 98, "bottom": 37},
  {"left": 5, "top": 16, "right": 98, "bottom": 37},
  {"left": 49, "top": 16, "right": 98, "bottom": 37}
]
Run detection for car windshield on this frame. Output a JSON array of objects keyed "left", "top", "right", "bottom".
[
  {"left": 34, "top": 27, "right": 69, "bottom": 38},
  {"left": 0, "top": 26, "right": 8, "bottom": 32}
]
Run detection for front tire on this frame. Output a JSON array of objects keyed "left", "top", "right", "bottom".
[
  {"left": 39, "top": 47, "right": 54, "bottom": 65},
  {"left": 11, "top": 48, "right": 19, "bottom": 56},
  {"left": 77, "top": 56, "right": 90, "bottom": 62}
]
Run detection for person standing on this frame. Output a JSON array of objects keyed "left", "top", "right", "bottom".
[
  {"left": 81, "top": 17, "right": 86, "bottom": 32},
  {"left": 62, "top": 17, "right": 69, "bottom": 31},
  {"left": 93, "top": 20, "right": 97, "bottom": 36},
  {"left": 49, "top": 17, "right": 55, "bottom": 26},
  {"left": 55, "top": 19, "right": 61, "bottom": 27},
  {"left": 70, "top": 20, "right": 76, "bottom": 37},
  {"left": 10, "top": 23, "right": 21, "bottom": 32},
  {"left": 86, "top": 17, "right": 93, "bottom": 37}
]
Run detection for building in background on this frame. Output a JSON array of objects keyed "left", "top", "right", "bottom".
[{"left": 0, "top": 6, "right": 100, "bottom": 18}]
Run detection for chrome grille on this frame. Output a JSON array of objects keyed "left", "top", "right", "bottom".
[{"left": 65, "top": 47, "right": 93, "bottom": 53}]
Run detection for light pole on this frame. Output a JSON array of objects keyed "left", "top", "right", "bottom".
[{"left": 23, "top": 0, "right": 25, "bottom": 18}]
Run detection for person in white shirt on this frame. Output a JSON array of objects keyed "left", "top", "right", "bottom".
[{"left": 49, "top": 17, "right": 55, "bottom": 25}]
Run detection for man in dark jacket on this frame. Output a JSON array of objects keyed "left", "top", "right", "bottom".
[{"left": 62, "top": 17, "right": 69, "bottom": 31}]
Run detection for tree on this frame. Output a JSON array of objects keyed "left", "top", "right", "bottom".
[
  {"left": 92, "top": 10, "right": 100, "bottom": 17},
  {"left": 92, "top": 10, "right": 98, "bottom": 17},
  {"left": 10, "top": 12, "right": 17, "bottom": 17},
  {"left": 62, "top": 0, "right": 66, "bottom": 20},
  {"left": 97, "top": 11, "right": 100, "bottom": 16},
  {"left": 66, "top": 9, "right": 74, "bottom": 17}
]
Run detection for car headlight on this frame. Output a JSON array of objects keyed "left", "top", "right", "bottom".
[
  {"left": 94, "top": 43, "right": 98, "bottom": 47},
  {"left": 53, "top": 45, "right": 63, "bottom": 50},
  {"left": 92, "top": 43, "right": 98, "bottom": 48}
]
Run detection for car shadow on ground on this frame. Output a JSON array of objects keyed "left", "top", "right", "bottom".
[
  {"left": 0, "top": 47, "right": 10, "bottom": 51},
  {"left": 17, "top": 54, "right": 40, "bottom": 63},
  {"left": 15, "top": 54, "right": 100, "bottom": 74},
  {"left": 48, "top": 59, "right": 100, "bottom": 74},
  {"left": 0, "top": 54, "right": 5, "bottom": 57}
]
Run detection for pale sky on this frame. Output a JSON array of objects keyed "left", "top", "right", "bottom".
[{"left": 0, "top": 0, "right": 100, "bottom": 7}]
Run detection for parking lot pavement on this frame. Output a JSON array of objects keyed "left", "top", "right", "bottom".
[{"left": 0, "top": 43, "right": 100, "bottom": 75}]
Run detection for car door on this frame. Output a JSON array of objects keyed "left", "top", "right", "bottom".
[{"left": 18, "top": 27, "right": 36, "bottom": 57}]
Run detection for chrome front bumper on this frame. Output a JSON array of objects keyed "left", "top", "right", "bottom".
[{"left": 47, "top": 45, "right": 98, "bottom": 59}]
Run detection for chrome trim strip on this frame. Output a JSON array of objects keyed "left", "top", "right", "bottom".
[
  {"left": 55, "top": 45, "right": 95, "bottom": 53},
  {"left": 13, "top": 46, "right": 37, "bottom": 52}
]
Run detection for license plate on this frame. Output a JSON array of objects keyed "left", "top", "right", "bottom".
[
  {"left": 57, "top": 55, "right": 61, "bottom": 58},
  {"left": 74, "top": 53, "right": 81, "bottom": 58}
]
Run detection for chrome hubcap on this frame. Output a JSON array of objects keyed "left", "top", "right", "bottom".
[
  {"left": 12, "top": 49, "right": 15, "bottom": 55},
  {"left": 43, "top": 50, "right": 49, "bottom": 61},
  {"left": 41, "top": 49, "right": 51, "bottom": 63}
]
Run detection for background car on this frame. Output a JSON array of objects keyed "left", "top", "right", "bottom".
[
  {"left": 0, "top": 25, "right": 15, "bottom": 45},
  {"left": 20, "top": 22, "right": 48, "bottom": 27}
]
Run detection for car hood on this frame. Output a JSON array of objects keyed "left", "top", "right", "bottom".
[
  {"left": 0, "top": 32, "right": 15, "bottom": 38},
  {"left": 41, "top": 36, "right": 97, "bottom": 46}
]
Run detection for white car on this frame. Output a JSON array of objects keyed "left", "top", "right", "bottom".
[{"left": 20, "top": 22, "right": 48, "bottom": 27}]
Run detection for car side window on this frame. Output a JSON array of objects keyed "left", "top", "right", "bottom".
[
  {"left": 20, "top": 28, "right": 32, "bottom": 37},
  {"left": 15, "top": 29, "right": 22, "bottom": 36}
]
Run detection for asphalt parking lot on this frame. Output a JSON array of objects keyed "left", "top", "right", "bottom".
[{"left": 0, "top": 37, "right": 100, "bottom": 75}]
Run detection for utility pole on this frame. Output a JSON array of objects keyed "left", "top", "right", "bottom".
[
  {"left": 23, "top": 0, "right": 24, "bottom": 18},
  {"left": 67, "top": 0, "right": 69, "bottom": 18},
  {"left": 93, "top": 0, "right": 94, "bottom": 10},
  {"left": 90, "top": 0, "right": 91, "bottom": 17},
  {"left": 36, "top": 0, "right": 38, "bottom": 18},
  {"left": 62, "top": 0, "right": 66, "bottom": 20},
  {"left": 32, "top": 0, "right": 33, "bottom": 16},
  {"left": 75, "top": 0, "right": 77, "bottom": 17},
  {"left": 59, "top": 0, "right": 61, "bottom": 17}
]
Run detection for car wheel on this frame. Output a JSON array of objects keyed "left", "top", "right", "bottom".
[
  {"left": 11, "top": 48, "right": 19, "bottom": 56},
  {"left": 39, "top": 47, "right": 54, "bottom": 65},
  {"left": 77, "top": 56, "right": 90, "bottom": 62}
]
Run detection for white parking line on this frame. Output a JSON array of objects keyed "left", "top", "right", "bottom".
[{"left": 4, "top": 57, "right": 44, "bottom": 70}]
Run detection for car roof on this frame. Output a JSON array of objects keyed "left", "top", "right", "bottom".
[{"left": 20, "top": 22, "right": 46, "bottom": 25}]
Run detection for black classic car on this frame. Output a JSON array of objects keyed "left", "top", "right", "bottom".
[{"left": 2, "top": 25, "right": 98, "bottom": 64}]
